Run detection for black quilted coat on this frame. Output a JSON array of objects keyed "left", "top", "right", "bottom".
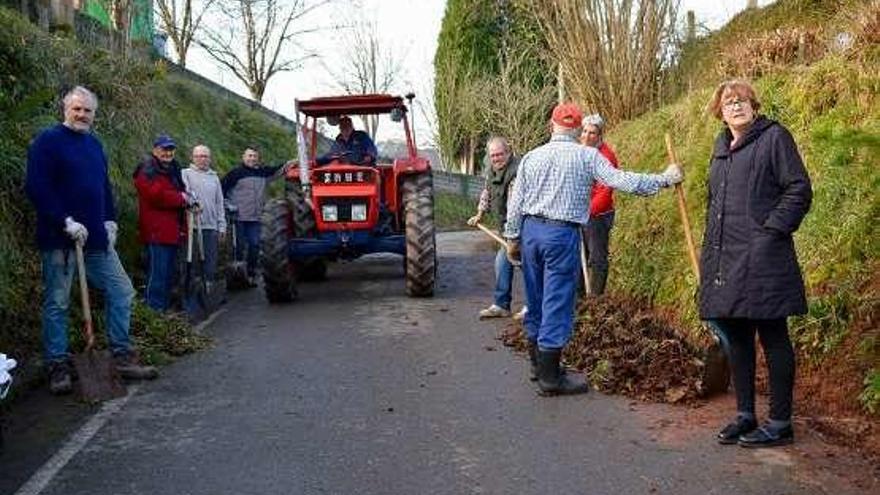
[{"left": 699, "top": 116, "right": 813, "bottom": 320}]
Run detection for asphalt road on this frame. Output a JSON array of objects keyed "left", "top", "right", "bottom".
[{"left": 3, "top": 231, "right": 872, "bottom": 494}]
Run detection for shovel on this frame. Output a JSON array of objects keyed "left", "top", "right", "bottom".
[
  {"left": 474, "top": 222, "right": 522, "bottom": 267},
  {"left": 225, "top": 208, "right": 249, "bottom": 290},
  {"left": 183, "top": 210, "right": 208, "bottom": 322},
  {"left": 72, "top": 241, "right": 126, "bottom": 402},
  {"left": 579, "top": 229, "right": 592, "bottom": 296},
  {"left": 665, "top": 133, "right": 731, "bottom": 396}
]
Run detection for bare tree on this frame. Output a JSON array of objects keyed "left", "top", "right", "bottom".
[
  {"left": 155, "top": 0, "right": 216, "bottom": 67},
  {"left": 200, "top": 0, "right": 331, "bottom": 101},
  {"left": 324, "top": 18, "right": 406, "bottom": 139},
  {"left": 473, "top": 48, "right": 556, "bottom": 157},
  {"left": 521, "top": 0, "right": 679, "bottom": 124}
]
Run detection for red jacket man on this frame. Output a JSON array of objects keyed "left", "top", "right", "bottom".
[{"left": 133, "top": 135, "right": 196, "bottom": 311}]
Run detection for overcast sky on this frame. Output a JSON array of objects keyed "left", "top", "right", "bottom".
[{"left": 182, "top": 0, "right": 776, "bottom": 146}]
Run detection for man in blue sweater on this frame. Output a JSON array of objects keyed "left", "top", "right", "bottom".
[{"left": 25, "top": 86, "right": 158, "bottom": 395}]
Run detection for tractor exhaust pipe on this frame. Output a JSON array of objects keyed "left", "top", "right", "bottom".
[{"left": 405, "top": 92, "right": 417, "bottom": 153}]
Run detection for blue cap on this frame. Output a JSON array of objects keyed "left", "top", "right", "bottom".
[{"left": 153, "top": 134, "right": 176, "bottom": 149}]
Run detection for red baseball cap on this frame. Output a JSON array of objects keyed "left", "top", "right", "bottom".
[{"left": 551, "top": 103, "right": 583, "bottom": 129}]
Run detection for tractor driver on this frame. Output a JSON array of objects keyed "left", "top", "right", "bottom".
[{"left": 316, "top": 115, "right": 377, "bottom": 166}]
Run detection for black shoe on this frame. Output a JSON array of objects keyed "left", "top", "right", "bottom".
[
  {"left": 536, "top": 349, "right": 589, "bottom": 396},
  {"left": 717, "top": 416, "right": 757, "bottom": 445},
  {"left": 738, "top": 423, "right": 794, "bottom": 448},
  {"left": 47, "top": 361, "right": 73, "bottom": 395}
]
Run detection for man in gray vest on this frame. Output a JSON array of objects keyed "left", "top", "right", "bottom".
[{"left": 467, "top": 137, "right": 527, "bottom": 320}]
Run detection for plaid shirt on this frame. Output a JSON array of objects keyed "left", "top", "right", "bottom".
[{"left": 504, "top": 134, "right": 671, "bottom": 239}]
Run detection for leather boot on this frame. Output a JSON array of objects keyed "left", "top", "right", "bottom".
[
  {"left": 536, "top": 349, "right": 589, "bottom": 396},
  {"left": 114, "top": 353, "right": 159, "bottom": 381},
  {"left": 588, "top": 268, "right": 607, "bottom": 296}
]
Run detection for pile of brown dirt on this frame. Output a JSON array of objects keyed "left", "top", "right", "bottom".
[{"left": 499, "top": 296, "right": 709, "bottom": 403}]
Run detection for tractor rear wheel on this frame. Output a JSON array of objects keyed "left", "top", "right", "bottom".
[
  {"left": 402, "top": 173, "right": 436, "bottom": 297},
  {"left": 260, "top": 199, "right": 297, "bottom": 303}
]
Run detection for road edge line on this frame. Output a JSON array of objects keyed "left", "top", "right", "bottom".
[{"left": 13, "top": 385, "right": 141, "bottom": 495}]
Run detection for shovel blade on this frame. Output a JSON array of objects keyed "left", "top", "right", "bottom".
[
  {"left": 226, "top": 262, "right": 249, "bottom": 290},
  {"left": 73, "top": 350, "right": 126, "bottom": 402},
  {"left": 698, "top": 320, "right": 732, "bottom": 397}
]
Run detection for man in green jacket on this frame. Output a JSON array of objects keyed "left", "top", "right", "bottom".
[{"left": 468, "top": 137, "right": 527, "bottom": 320}]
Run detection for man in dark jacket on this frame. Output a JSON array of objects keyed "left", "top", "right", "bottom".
[
  {"left": 467, "top": 137, "right": 525, "bottom": 320},
  {"left": 26, "top": 86, "right": 157, "bottom": 394},
  {"left": 221, "top": 146, "right": 287, "bottom": 286},
  {"left": 134, "top": 135, "right": 197, "bottom": 311},
  {"left": 316, "top": 115, "right": 377, "bottom": 166}
]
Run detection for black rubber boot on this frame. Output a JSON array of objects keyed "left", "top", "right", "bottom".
[
  {"left": 536, "top": 349, "right": 589, "bottom": 396},
  {"left": 527, "top": 339, "right": 539, "bottom": 381},
  {"left": 588, "top": 268, "right": 607, "bottom": 296}
]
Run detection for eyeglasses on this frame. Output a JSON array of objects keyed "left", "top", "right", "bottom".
[
  {"left": 489, "top": 152, "right": 507, "bottom": 158},
  {"left": 722, "top": 98, "right": 750, "bottom": 111}
]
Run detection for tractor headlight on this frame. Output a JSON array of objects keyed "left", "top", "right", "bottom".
[
  {"left": 321, "top": 204, "right": 338, "bottom": 222},
  {"left": 351, "top": 203, "right": 367, "bottom": 221}
]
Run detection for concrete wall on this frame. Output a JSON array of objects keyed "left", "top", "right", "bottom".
[{"left": 434, "top": 170, "right": 483, "bottom": 200}]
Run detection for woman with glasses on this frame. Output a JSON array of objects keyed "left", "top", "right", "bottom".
[{"left": 702, "top": 80, "right": 813, "bottom": 448}]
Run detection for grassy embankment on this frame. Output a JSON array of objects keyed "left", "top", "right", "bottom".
[{"left": 0, "top": 6, "right": 297, "bottom": 371}]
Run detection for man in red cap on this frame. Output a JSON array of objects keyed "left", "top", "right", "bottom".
[{"left": 503, "top": 102, "right": 683, "bottom": 397}]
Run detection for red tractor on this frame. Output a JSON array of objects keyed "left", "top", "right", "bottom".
[{"left": 259, "top": 94, "right": 436, "bottom": 302}]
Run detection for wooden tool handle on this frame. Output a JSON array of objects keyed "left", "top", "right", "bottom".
[
  {"left": 74, "top": 242, "right": 94, "bottom": 350},
  {"left": 579, "top": 228, "right": 591, "bottom": 294},
  {"left": 195, "top": 212, "right": 205, "bottom": 262},
  {"left": 186, "top": 210, "right": 195, "bottom": 263},
  {"left": 475, "top": 222, "right": 510, "bottom": 249},
  {"left": 665, "top": 133, "right": 701, "bottom": 281}
]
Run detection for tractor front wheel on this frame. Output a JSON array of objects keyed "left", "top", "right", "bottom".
[
  {"left": 402, "top": 173, "right": 436, "bottom": 297},
  {"left": 260, "top": 199, "right": 297, "bottom": 303}
]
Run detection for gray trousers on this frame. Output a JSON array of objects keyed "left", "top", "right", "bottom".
[{"left": 583, "top": 211, "right": 614, "bottom": 271}]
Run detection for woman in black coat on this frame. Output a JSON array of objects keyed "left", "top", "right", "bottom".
[{"left": 701, "top": 80, "right": 812, "bottom": 448}]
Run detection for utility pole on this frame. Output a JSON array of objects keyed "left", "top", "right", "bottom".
[
  {"left": 557, "top": 63, "right": 566, "bottom": 103},
  {"left": 687, "top": 10, "right": 695, "bottom": 42}
]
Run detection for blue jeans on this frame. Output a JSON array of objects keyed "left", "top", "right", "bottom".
[
  {"left": 145, "top": 243, "right": 178, "bottom": 311},
  {"left": 40, "top": 248, "right": 135, "bottom": 363},
  {"left": 235, "top": 221, "right": 261, "bottom": 276},
  {"left": 520, "top": 217, "right": 580, "bottom": 350},
  {"left": 198, "top": 229, "right": 220, "bottom": 282},
  {"left": 494, "top": 247, "right": 515, "bottom": 310}
]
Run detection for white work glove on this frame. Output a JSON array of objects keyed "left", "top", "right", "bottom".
[
  {"left": 467, "top": 212, "right": 483, "bottom": 227},
  {"left": 104, "top": 221, "right": 118, "bottom": 248},
  {"left": 0, "top": 353, "right": 17, "bottom": 400},
  {"left": 64, "top": 216, "right": 88, "bottom": 243},
  {"left": 663, "top": 163, "right": 684, "bottom": 186}
]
